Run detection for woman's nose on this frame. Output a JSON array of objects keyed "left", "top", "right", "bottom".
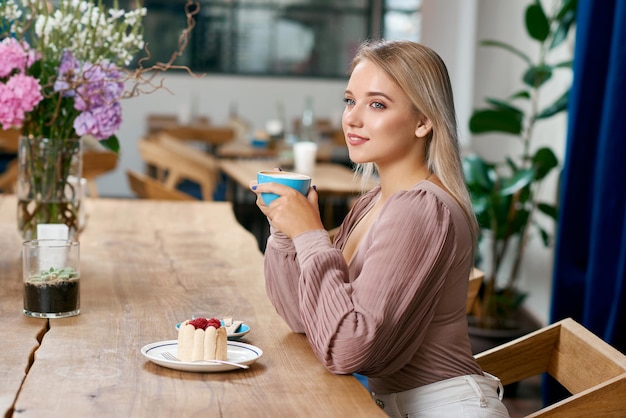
[{"left": 343, "top": 106, "right": 362, "bottom": 128}]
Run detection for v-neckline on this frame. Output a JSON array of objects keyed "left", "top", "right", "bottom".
[{"left": 342, "top": 192, "right": 381, "bottom": 267}]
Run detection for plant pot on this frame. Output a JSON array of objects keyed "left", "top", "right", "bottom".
[
  {"left": 468, "top": 306, "right": 542, "bottom": 354},
  {"left": 16, "top": 136, "right": 83, "bottom": 240},
  {"left": 468, "top": 307, "right": 542, "bottom": 396}
]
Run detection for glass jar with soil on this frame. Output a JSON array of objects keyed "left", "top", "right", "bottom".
[{"left": 22, "top": 240, "right": 80, "bottom": 318}]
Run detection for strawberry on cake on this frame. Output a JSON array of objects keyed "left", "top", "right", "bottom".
[{"left": 177, "top": 317, "right": 227, "bottom": 362}]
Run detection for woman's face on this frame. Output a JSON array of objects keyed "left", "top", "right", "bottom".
[{"left": 341, "top": 59, "right": 425, "bottom": 167}]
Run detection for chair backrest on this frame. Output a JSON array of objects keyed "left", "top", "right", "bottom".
[
  {"left": 138, "top": 133, "right": 218, "bottom": 200},
  {"left": 0, "top": 158, "right": 18, "bottom": 193},
  {"left": 475, "top": 317, "right": 626, "bottom": 416},
  {"left": 0, "top": 128, "right": 20, "bottom": 152},
  {"left": 82, "top": 150, "right": 118, "bottom": 197},
  {"left": 126, "top": 169, "right": 195, "bottom": 201},
  {"left": 467, "top": 268, "right": 484, "bottom": 315}
]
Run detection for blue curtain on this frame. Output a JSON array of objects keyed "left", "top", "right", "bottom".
[
  {"left": 551, "top": 0, "right": 626, "bottom": 353},
  {"left": 548, "top": 0, "right": 626, "bottom": 404}
]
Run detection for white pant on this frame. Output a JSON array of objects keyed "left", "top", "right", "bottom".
[{"left": 371, "top": 373, "right": 510, "bottom": 417}]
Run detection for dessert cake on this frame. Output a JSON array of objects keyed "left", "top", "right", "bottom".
[{"left": 177, "top": 317, "right": 228, "bottom": 362}]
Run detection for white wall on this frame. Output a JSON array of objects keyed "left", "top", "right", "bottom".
[{"left": 421, "top": 0, "right": 478, "bottom": 147}]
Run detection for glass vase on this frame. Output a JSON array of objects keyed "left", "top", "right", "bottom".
[{"left": 17, "top": 136, "right": 83, "bottom": 240}]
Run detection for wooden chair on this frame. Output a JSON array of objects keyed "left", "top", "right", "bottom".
[
  {"left": 0, "top": 129, "right": 19, "bottom": 193},
  {"left": 0, "top": 128, "right": 20, "bottom": 152},
  {"left": 138, "top": 133, "right": 219, "bottom": 201},
  {"left": 0, "top": 158, "right": 18, "bottom": 193},
  {"left": 126, "top": 169, "right": 195, "bottom": 201},
  {"left": 475, "top": 317, "right": 626, "bottom": 417},
  {"left": 467, "top": 267, "right": 484, "bottom": 315},
  {"left": 82, "top": 150, "right": 118, "bottom": 197}
]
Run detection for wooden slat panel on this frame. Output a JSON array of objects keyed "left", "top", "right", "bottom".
[
  {"left": 476, "top": 322, "right": 560, "bottom": 386},
  {"left": 526, "top": 374, "right": 626, "bottom": 417},
  {"left": 548, "top": 319, "right": 626, "bottom": 394}
]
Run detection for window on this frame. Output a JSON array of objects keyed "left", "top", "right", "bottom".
[{"left": 114, "top": 0, "right": 421, "bottom": 78}]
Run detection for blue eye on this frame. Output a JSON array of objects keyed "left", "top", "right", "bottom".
[
  {"left": 371, "top": 102, "right": 385, "bottom": 109},
  {"left": 343, "top": 97, "right": 355, "bottom": 106}
]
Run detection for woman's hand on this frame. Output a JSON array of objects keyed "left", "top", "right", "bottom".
[{"left": 249, "top": 180, "right": 324, "bottom": 238}]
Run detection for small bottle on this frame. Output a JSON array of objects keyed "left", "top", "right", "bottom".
[{"left": 300, "top": 96, "right": 316, "bottom": 143}]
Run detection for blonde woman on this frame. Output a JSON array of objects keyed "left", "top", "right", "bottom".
[{"left": 250, "top": 40, "right": 509, "bottom": 417}]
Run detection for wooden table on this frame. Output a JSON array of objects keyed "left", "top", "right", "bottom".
[
  {"left": 0, "top": 195, "right": 385, "bottom": 417},
  {"left": 147, "top": 116, "right": 235, "bottom": 151},
  {"left": 217, "top": 140, "right": 347, "bottom": 163}
]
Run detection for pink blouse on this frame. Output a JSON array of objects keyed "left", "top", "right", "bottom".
[{"left": 264, "top": 180, "right": 482, "bottom": 394}]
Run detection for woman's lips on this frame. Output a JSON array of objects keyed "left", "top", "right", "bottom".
[{"left": 346, "top": 133, "right": 368, "bottom": 146}]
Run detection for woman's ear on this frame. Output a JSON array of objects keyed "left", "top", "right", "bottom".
[{"left": 415, "top": 116, "right": 433, "bottom": 139}]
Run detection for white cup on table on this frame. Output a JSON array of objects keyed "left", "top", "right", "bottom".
[{"left": 293, "top": 141, "right": 318, "bottom": 177}]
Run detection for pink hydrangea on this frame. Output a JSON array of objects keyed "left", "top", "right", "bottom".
[
  {"left": 0, "top": 38, "right": 42, "bottom": 129},
  {"left": 0, "top": 74, "right": 43, "bottom": 129},
  {"left": 0, "top": 38, "right": 39, "bottom": 79}
]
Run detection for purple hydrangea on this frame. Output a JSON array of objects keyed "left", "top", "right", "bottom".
[
  {"left": 55, "top": 51, "right": 125, "bottom": 140},
  {"left": 73, "top": 101, "right": 122, "bottom": 140},
  {"left": 73, "top": 62, "right": 124, "bottom": 111},
  {"left": 53, "top": 50, "right": 79, "bottom": 97}
]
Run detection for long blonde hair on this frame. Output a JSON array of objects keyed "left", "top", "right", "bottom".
[{"left": 349, "top": 39, "right": 478, "bottom": 241}]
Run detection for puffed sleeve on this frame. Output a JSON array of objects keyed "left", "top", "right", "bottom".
[
  {"left": 293, "top": 188, "right": 459, "bottom": 376},
  {"left": 264, "top": 225, "right": 335, "bottom": 333}
]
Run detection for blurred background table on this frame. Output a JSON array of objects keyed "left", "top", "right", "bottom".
[
  {"left": 216, "top": 139, "right": 347, "bottom": 163},
  {"left": 0, "top": 195, "right": 384, "bottom": 418},
  {"left": 146, "top": 114, "right": 236, "bottom": 154}
]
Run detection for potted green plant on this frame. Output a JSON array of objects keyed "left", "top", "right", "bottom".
[{"left": 463, "top": 0, "right": 577, "bottom": 332}]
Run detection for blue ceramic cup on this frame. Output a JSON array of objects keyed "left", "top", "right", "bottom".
[{"left": 257, "top": 170, "right": 311, "bottom": 205}]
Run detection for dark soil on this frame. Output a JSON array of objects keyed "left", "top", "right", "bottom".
[{"left": 24, "top": 278, "right": 79, "bottom": 314}]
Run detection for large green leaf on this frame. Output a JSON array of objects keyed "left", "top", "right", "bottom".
[
  {"left": 532, "top": 147, "right": 559, "bottom": 179},
  {"left": 523, "top": 64, "right": 553, "bottom": 88},
  {"left": 538, "top": 202, "right": 558, "bottom": 220},
  {"left": 469, "top": 109, "right": 523, "bottom": 135},
  {"left": 100, "top": 136, "right": 120, "bottom": 154},
  {"left": 536, "top": 90, "right": 569, "bottom": 119},
  {"left": 498, "top": 169, "right": 534, "bottom": 196},
  {"left": 526, "top": 2, "right": 550, "bottom": 41},
  {"left": 509, "top": 90, "right": 531, "bottom": 100},
  {"left": 553, "top": 60, "right": 574, "bottom": 69},
  {"left": 463, "top": 155, "right": 494, "bottom": 192},
  {"left": 551, "top": 0, "right": 578, "bottom": 49},
  {"left": 485, "top": 97, "right": 524, "bottom": 113},
  {"left": 535, "top": 223, "right": 551, "bottom": 246},
  {"left": 480, "top": 39, "right": 533, "bottom": 66}
]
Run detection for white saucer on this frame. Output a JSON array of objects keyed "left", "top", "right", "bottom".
[{"left": 141, "top": 340, "right": 262, "bottom": 372}]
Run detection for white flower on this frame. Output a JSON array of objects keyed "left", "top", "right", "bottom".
[{"left": 109, "top": 9, "right": 125, "bottom": 20}]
